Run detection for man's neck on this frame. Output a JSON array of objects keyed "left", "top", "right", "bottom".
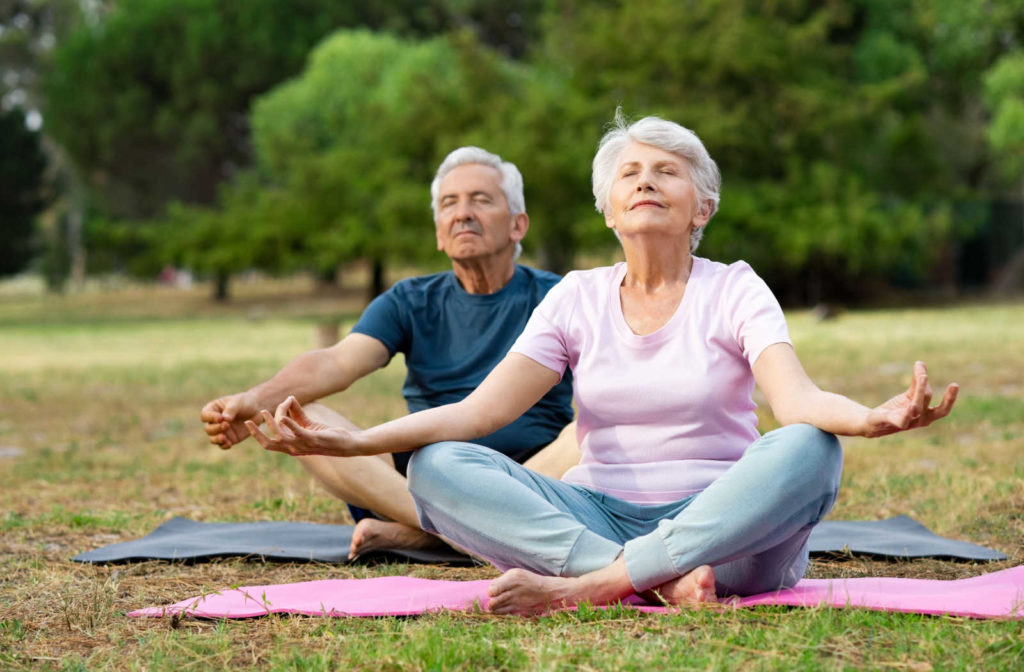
[{"left": 451, "top": 256, "right": 517, "bottom": 295}]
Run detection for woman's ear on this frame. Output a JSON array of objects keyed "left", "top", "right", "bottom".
[{"left": 693, "top": 200, "right": 714, "bottom": 228}]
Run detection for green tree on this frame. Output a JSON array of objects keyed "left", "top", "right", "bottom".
[
  {"left": 2, "top": 0, "right": 110, "bottom": 291},
  {"left": 0, "top": 107, "right": 48, "bottom": 276},
  {"left": 44, "top": 0, "right": 404, "bottom": 219},
  {"left": 462, "top": 61, "right": 599, "bottom": 274},
  {"left": 984, "top": 52, "right": 1024, "bottom": 181},
  {"left": 531, "top": 0, "right": 1019, "bottom": 302},
  {"left": 158, "top": 30, "right": 526, "bottom": 299},
  {"left": 41, "top": 0, "right": 541, "bottom": 295},
  {"left": 983, "top": 50, "right": 1024, "bottom": 293}
]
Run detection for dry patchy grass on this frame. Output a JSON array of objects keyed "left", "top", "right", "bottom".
[{"left": 1, "top": 282, "right": 1022, "bottom": 670}]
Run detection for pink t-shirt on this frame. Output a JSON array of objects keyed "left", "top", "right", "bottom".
[{"left": 511, "top": 258, "right": 791, "bottom": 504}]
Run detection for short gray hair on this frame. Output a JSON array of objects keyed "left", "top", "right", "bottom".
[
  {"left": 592, "top": 111, "right": 721, "bottom": 253},
  {"left": 430, "top": 146, "right": 526, "bottom": 260}
]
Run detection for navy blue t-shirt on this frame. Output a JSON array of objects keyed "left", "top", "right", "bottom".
[{"left": 350, "top": 265, "right": 574, "bottom": 475}]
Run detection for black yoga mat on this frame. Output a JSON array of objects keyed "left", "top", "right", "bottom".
[
  {"left": 72, "top": 517, "right": 474, "bottom": 565},
  {"left": 806, "top": 515, "right": 1006, "bottom": 561},
  {"left": 72, "top": 514, "right": 1006, "bottom": 565}
]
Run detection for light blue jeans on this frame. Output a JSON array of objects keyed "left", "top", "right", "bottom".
[{"left": 408, "top": 424, "right": 842, "bottom": 596}]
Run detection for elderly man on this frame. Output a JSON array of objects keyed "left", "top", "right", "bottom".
[{"left": 201, "top": 147, "right": 577, "bottom": 557}]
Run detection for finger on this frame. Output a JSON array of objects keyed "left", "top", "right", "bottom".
[
  {"left": 286, "top": 396, "right": 311, "bottom": 424},
  {"left": 203, "top": 422, "right": 225, "bottom": 437},
  {"left": 265, "top": 409, "right": 299, "bottom": 442},
  {"left": 247, "top": 422, "right": 292, "bottom": 454},
  {"left": 279, "top": 416, "right": 304, "bottom": 435},
  {"left": 909, "top": 361, "right": 928, "bottom": 412},
  {"left": 199, "top": 404, "right": 222, "bottom": 423},
  {"left": 245, "top": 420, "right": 272, "bottom": 448},
  {"left": 929, "top": 383, "right": 959, "bottom": 420},
  {"left": 274, "top": 397, "right": 295, "bottom": 425},
  {"left": 279, "top": 416, "right": 316, "bottom": 445},
  {"left": 260, "top": 409, "right": 281, "bottom": 437}
]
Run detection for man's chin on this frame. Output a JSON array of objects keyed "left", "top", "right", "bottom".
[{"left": 447, "top": 244, "right": 489, "bottom": 261}]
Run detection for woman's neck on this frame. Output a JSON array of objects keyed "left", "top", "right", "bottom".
[{"left": 620, "top": 234, "right": 693, "bottom": 292}]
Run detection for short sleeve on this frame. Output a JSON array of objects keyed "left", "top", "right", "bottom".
[
  {"left": 724, "top": 262, "right": 791, "bottom": 365},
  {"left": 509, "top": 274, "right": 576, "bottom": 377},
  {"left": 350, "top": 287, "right": 410, "bottom": 357}
]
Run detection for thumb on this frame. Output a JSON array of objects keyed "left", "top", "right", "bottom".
[{"left": 221, "top": 398, "right": 242, "bottom": 422}]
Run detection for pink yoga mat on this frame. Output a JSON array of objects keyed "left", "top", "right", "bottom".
[{"left": 129, "top": 565, "right": 1024, "bottom": 620}]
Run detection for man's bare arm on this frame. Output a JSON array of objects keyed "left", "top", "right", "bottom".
[{"left": 200, "top": 333, "right": 391, "bottom": 448}]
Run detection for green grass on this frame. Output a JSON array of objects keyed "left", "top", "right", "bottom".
[{"left": 0, "top": 281, "right": 1022, "bottom": 670}]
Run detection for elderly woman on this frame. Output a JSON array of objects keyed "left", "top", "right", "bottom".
[{"left": 248, "top": 114, "right": 958, "bottom": 614}]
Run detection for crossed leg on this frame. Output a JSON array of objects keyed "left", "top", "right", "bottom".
[
  {"left": 294, "top": 403, "right": 579, "bottom": 558},
  {"left": 409, "top": 424, "right": 842, "bottom": 614}
]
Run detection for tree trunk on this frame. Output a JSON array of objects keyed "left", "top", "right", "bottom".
[
  {"left": 368, "top": 258, "right": 386, "bottom": 300},
  {"left": 66, "top": 193, "right": 86, "bottom": 292},
  {"left": 314, "top": 264, "right": 342, "bottom": 295},
  {"left": 41, "top": 137, "right": 87, "bottom": 293},
  {"left": 314, "top": 321, "right": 340, "bottom": 349},
  {"left": 213, "top": 271, "right": 231, "bottom": 302},
  {"left": 539, "top": 238, "right": 575, "bottom": 276}
]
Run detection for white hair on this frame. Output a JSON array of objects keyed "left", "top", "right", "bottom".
[
  {"left": 592, "top": 111, "right": 721, "bottom": 253},
  {"left": 431, "top": 146, "right": 526, "bottom": 260}
]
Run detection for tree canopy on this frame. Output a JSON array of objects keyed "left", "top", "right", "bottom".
[{"left": 26, "top": 0, "right": 1024, "bottom": 302}]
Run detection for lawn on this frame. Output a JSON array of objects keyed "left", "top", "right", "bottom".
[{"left": 1, "top": 278, "right": 1021, "bottom": 670}]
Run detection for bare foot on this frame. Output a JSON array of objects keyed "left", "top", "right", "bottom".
[
  {"left": 487, "top": 568, "right": 580, "bottom": 615},
  {"left": 348, "top": 519, "right": 444, "bottom": 559},
  {"left": 486, "top": 560, "right": 716, "bottom": 615},
  {"left": 642, "top": 565, "right": 717, "bottom": 607}
]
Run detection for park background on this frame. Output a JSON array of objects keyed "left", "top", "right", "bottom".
[{"left": 2, "top": 1, "right": 1023, "bottom": 670}]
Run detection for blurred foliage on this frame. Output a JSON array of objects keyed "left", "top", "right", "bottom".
[
  {"left": 532, "top": 0, "right": 1015, "bottom": 301},
  {"left": 0, "top": 0, "right": 98, "bottom": 109},
  {"left": 143, "top": 30, "right": 522, "bottom": 298},
  {"left": 984, "top": 51, "right": 1024, "bottom": 181},
  {"left": 43, "top": 0, "right": 405, "bottom": 218},
  {"left": 22, "top": 0, "right": 1024, "bottom": 301},
  {"left": 0, "top": 107, "right": 48, "bottom": 276}
]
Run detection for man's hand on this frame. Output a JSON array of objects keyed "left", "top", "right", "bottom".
[
  {"left": 246, "top": 396, "right": 362, "bottom": 457},
  {"left": 862, "top": 362, "right": 958, "bottom": 438},
  {"left": 200, "top": 392, "right": 260, "bottom": 449}
]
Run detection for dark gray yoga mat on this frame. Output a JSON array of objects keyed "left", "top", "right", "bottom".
[
  {"left": 807, "top": 515, "right": 1006, "bottom": 561},
  {"left": 72, "top": 514, "right": 1006, "bottom": 565},
  {"left": 71, "top": 517, "right": 474, "bottom": 566}
]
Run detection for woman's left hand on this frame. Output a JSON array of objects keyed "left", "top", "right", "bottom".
[
  {"left": 862, "top": 361, "right": 958, "bottom": 438},
  {"left": 245, "top": 396, "right": 363, "bottom": 457}
]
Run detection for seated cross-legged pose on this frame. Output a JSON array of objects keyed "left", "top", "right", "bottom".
[
  {"left": 200, "top": 146, "right": 577, "bottom": 560},
  {"left": 247, "top": 113, "right": 958, "bottom": 614}
]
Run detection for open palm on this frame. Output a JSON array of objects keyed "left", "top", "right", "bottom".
[{"left": 863, "top": 362, "right": 958, "bottom": 438}]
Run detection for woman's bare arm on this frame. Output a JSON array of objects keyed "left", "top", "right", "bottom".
[
  {"left": 247, "top": 353, "right": 561, "bottom": 457},
  {"left": 752, "top": 343, "right": 958, "bottom": 437}
]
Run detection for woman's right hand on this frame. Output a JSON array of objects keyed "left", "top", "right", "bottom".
[{"left": 245, "top": 396, "right": 363, "bottom": 457}]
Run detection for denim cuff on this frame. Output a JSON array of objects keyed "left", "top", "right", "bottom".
[
  {"left": 623, "top": 529, "right": 678, "bottom": 592},
  {"left": 562, "top": 530, "right": 623, "bottom": 577}
]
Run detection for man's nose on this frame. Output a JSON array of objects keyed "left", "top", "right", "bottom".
[{"left": 453, "top": 199, "right": 475, "bottom": 220}]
